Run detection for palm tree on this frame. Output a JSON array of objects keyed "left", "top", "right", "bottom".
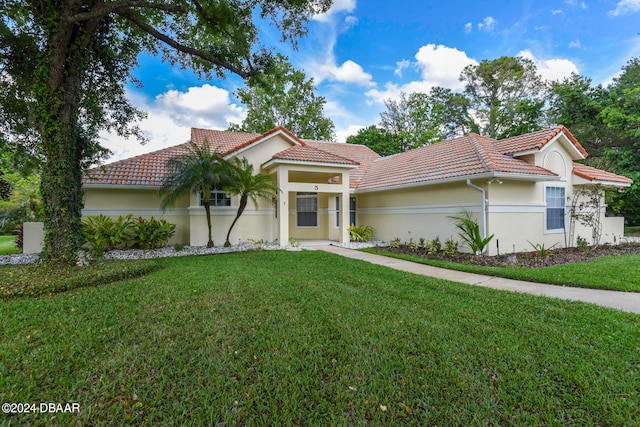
[
  {"left": 223, "top": 157, "right": 278, "bottom": 247},
  {"left": 160, "top": 140, "right": 226, "bottom": 248}
]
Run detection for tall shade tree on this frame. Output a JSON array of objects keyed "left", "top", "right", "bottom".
[
  {"left": 547, "top": 73, "right": 620, "bottom": 159},
  {"left": 600, "top": 58, "right": 640, "bottom": 225},
  {"left": 460, "top": 56, "right": 545, "bottom": 139},
  {"left": 229, "top": 54, "right": 335, "bottom": 140},
  {"left": 0, "top": 0, "right": 331, "bottom": 264},
  {"left": 160, "top": 141, "right": 227, "bottom": 248},
  {"left": 346, "top": 126, "right": 402, "bottom": 156},
  {"left": 222, "top": 157, "right": 278, "bottom": 247},
  {"left": 379, "top": 88, "right": 475, "bottom": 151}
]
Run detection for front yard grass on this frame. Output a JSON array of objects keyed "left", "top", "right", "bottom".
[
  {"left": 364, "top": 248, "right": 640, "bottom": 292},
  {"left": 0, "top": 235, "right": 18, "bottom": 255},
  {"left": 626, "top": 225, "right": 640, "bottom": 236},
  {"left": 1, "top": 250, "right": 639, "bottom": 425}
]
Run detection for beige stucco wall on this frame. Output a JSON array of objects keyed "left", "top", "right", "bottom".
[
  {"left": 357, "top": 183, "right": 483, "bottom": 247},
  {"left": 233, "top": 134, "right": 294, "bottom": 173},
  {"left": 188, "top": 206, "right": 276, "bottom": 246},
  {"left": 82, "top": 187, "right": 190, "bottom": 245}
]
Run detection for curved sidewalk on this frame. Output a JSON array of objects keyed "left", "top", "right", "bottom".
[{"left": 316, "top": 244, "right": 640, "bottom": 315}]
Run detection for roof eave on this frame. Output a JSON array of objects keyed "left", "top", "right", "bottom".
[
  {"left": 355, "top": 171, "right": 560, "bottom": 193},
  {"left": 83, "top": 183, "right": 161, "bottom": 190},
  {"left": 544, "top": 133, "right": 587, "bottom": 160},
  {"left": 573, "top": 176, "right": 633, "bottom": 188},
  {"left": 262, "top": 158, "right": 358, "bottom": 170},
  {"left": 228, "top": 127, "right": 306, "bottom": 158}
]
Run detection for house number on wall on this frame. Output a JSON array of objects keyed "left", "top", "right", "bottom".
[{"left": 314, "top": 185, "right": 319, "bottom": 190}]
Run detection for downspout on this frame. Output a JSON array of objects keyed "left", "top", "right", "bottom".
[{"left": 466, "top": 179, "right": 487, "bottom": 254}]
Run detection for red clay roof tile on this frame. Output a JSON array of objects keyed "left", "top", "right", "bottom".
[
  {"left": 573, "top": 163, "right": 633, "bottom": 185},
  {"left": 269, "top": 144, "right": 359, "bottom": 166},
  {"left": 84, "top": 126, "right": 632, "bottom": 191},
  {"left": 356, "top": 133, "right": 559, "bottom": 191},
  {"left": 495, "top": 125, "right": 588, "bottom": 158}
]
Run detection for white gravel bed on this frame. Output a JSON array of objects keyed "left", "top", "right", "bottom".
[
  {"left": 0, "top": 253, "right": 40, "bottom": 265},
  {"left": 0, "top": 240, "right": 387, "bottom": 266},
  {"left": 331, "top": 240, "right": 388, "bottom": 249}
]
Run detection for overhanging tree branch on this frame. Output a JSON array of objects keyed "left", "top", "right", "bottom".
[
  {"left": 117, "top": 10, "right": 254, "bottom": 78},
  {"left": 66, "top": 1, "right": 188, "bottom": 23}
]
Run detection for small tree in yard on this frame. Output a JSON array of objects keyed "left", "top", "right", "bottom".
[
  {"left": 161, "top": 141, "right": 226, "bottom": 248},
  {"left": 222, "top": 158, "right": 278, "bottom": 247},
  {"left": 568, "top": 185, "right": 604, "bottom": 249}
]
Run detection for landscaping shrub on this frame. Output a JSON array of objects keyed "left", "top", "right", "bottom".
[
  {"left": 131, "top": 217, "right": 176, "bottom": 249},
  {"left": 448, "top": 209, "right": 494, "bottom": 255},
  {"left": 82, "top": 214, "right": 136, "bottom": 253},
  {"left": 444, "top": 237, "right": 459, "bottom": 256},
  {"left": 0, "top": 202, "right": 28, "bottom": 234},
  {"left": 576, "top": 235, "right": 590, "bottom": 252},
  {"left": 348, "top": 224, "right": 374, "bottom": 242},
  {"left": 82, "top": 214, "right": 176, "bottom": 252}
]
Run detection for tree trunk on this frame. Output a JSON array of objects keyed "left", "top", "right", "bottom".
[
  {"left": 225, "top": 196, "right": 247, "bottom": 247},
  {"left": 204, "top": 201, "right": 214, "bottom": 247},
  {"left": 37, "top": 6, "right": 102, "bottom": 264}
]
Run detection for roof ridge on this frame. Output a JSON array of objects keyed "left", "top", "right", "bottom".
[
  {"left": 467, "top": 134, "right": 492, "bottom": 172},
  {"left": 274, "top": 144, "right": 359, "bottom": 165}
]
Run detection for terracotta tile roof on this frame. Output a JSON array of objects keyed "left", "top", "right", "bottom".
[
  {"left": 573, "top": 163, "right": 633, "bottom": 185},
  {"left": 83, "top": 143, "right": 192, "bottom": 187},
  {"left": 84, "top": 127, "right": 304, "bottom": 187},
  {"left": 304, "top": 140, "right": 381, "bottom": 188},
  {"left": 269, "top": 144, "right": 359, "bottom": 166},
  {"left": 85, "top": 126, "right": 630, "bottom": 193},
  {"left": 356, "top": 133, "right": 558, "bottom": 191},
  {"left": 495, "top": 125, "right": 588, "bottom": 158},
  {"left": 190, "top": 128, "right": 263, "bottom": 155}
]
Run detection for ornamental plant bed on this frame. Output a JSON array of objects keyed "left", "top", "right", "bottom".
[{"left": 382, "top": 243, "right": 640, "bottom": 268}]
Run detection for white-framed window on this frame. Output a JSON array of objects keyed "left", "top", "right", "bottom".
[
  {"left": 350, "top": 197, "right": 356, "bottom": 226},
  {"left": 200, "top": 189, "right": 231, "bottom": 207},
  {"left": 296, "top": 192, "right": 318, "bottom": 227},
  {"left": 545, "top": 186, "right": 565, "bottom": 232}
]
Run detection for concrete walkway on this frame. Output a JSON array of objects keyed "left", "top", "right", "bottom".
[{"left": 314, "top": 244, "right": 640, "bottom": 315}]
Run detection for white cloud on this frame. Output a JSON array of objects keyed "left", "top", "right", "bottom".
[
  {"left": 343, "top": 15, "right": 359, "bottom": 30},
  {"left": 609, "top": 0, "right": 640, "bottom": 16},
  {"left": 414, "top": 44, "right": 478, "bottom": 89},
  {"left": 364, "top": 44, "right": 477, "bottom": 105},
  {"left": 364, "top": 80, "right": 437, "bottom": 105},
  {"left": 394, "top": 59, "right": 411, "bottom": 77},
  {"left": 313, "top": 0, "right": 356, "bottom": 22},
  {"left": 99, "top": 85, "right": 244, "bottom": 162},
  {"left": 318, "top": 59, "right": 375, "bottom": 87},
  {"left": 568, "top": 39, "right": 582, "bottom": 48},
  {"left": 478, "top": 16, "right": 497, "bottom": 32},
  {"left": 155, "top": 84, "right": 244, "bottom": 128},
  {"left": 335, "top": 124, "right": 365, "bottom": 143},
  {"left": 551, "top": 9, "right": 563, "bottom": 14},
  {"left": 517, "top": 50, "right": 579, "bottom": 82},
  {"left": 464, "top": 22, "right": 473, "bottom": 33}
]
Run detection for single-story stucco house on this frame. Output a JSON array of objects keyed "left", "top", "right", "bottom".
[{"left": 82, "top": 125, "right": 633, "bottom": 255}]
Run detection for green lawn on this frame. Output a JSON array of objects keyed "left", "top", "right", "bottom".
[
  {"left": 1, "top": 250, "right": 639, "bottom": 425},
  {"left": 627, "top": 226, "right": 640, "bottom": 237},
  {"left": 0, "top": 235, "right": 18, "bottom": 255},
  {"left": 364, "top": 248, "right": 640, "bottom": 292}
]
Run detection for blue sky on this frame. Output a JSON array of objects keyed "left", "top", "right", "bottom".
[{"left": 102, "top": 0, "right": 640, "bottom": 161}]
